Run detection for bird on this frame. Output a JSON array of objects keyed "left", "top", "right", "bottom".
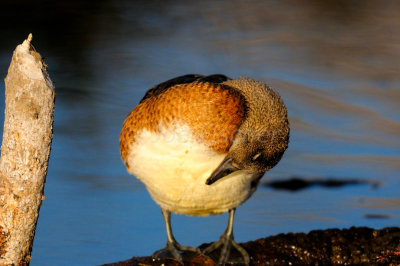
[{"left": 120, "top": 74, "right": 289, "bottom": 265}]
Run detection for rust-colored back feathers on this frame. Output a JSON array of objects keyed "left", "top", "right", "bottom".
[{"left": 120, "top": 79, "right": 247, "bottom": 166}]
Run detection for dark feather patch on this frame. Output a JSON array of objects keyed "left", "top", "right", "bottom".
[
  {"left": 198, "top": 74, "right": 230, "bottom": 84},
  {"left": 140, "top": 74, "right": 230, "bottom": 102}
]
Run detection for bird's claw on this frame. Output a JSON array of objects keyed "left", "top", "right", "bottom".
[
  {"left": 152, "top": 241, "right": 201, "bottom": 263},
  {"left": 203, "top": 235, "right": 250, "bottom": 266}
]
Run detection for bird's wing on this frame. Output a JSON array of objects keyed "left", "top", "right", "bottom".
[{"left": 120, "top": 76, "right": 247, "bottom": 164}]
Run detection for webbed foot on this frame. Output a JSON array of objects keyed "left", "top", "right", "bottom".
[
  {"left": 203, "top": 234, "right": 249, "bottom": 265},
  {"left": 202, "top": 209, "right": 249, "bottom": 265},
  {"left": 153, "top": 241, "right": 200, "bottom": 262}
]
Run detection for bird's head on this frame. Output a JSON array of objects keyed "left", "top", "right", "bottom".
[
  {"left": 206, "top": 78, "right": 290, "bottom": 185},
  {"left": 206, "top": 124, "right": 289, "bottom": 185}
]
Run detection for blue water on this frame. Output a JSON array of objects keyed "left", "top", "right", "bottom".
[{"left": 0, "top": 1, "right": 399, "bottom": 265}]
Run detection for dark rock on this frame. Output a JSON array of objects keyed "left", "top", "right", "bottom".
[{"left": 102, "top": 227, "right": 400, "bottom": 265}]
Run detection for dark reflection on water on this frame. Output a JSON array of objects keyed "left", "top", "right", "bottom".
[
  {"left": 264, "top": 176, "right": 381, "bottom": 191},
  {"left": 0, "top": 1, "right": 399, "bottom": 265}
]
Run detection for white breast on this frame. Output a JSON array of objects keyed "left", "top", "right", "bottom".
[{"left": 126, "top": 124, "right": 258, "bottom": 216}]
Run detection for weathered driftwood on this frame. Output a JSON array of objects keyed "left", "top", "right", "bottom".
[
  {"left": 0, "top": 34, "right": 55, "bottom": 265},
  {"left": 103, "top": 227, "right": 400, "bottom": 266}
]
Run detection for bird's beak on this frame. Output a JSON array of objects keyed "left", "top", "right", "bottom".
[{"left": 206, "top": 157, "right": 240, "bottom": 185}]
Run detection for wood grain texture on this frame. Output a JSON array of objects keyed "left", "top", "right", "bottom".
[{"left": 0, "top": 34, "right": 55, "bottom": 265}]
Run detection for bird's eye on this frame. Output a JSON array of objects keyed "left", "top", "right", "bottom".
[{"left": 251, "top": 152, "right": 262, "bottom": 161}]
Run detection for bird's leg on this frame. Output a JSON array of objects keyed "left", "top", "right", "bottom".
[
  {"left": 203, "top": 209, "right": 250, "bottom": 265},
  {"left": 152, "top": 209, "right": 200, "bottom": 262}
]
